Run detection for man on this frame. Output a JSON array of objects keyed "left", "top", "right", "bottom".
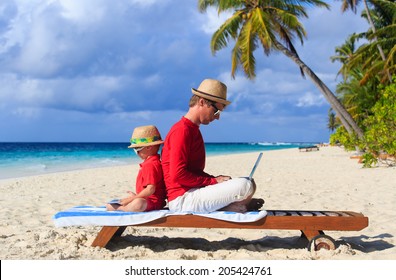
[{"left": 161, "top": 78, "right": 263, "bottom": 213}]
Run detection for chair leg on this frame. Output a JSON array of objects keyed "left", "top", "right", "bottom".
[
  {"left": 91, "top": 226, "right": 127, "bottom": 248},
  {"left": 115, "top": 226, "right": 127, "bottom": 236},
  {"left": 300, "top": 229, "right": 324, "bottom": 241}
]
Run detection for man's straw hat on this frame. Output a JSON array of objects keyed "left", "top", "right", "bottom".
[
  {"left": 128, "top": 125, "right": 164, "bottom": 148},
  {"left": 191, "top": 79, "right": 231, "bottom": 105}
]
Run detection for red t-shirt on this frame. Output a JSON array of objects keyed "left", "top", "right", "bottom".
[
  {"left": 136, "top": 154, "right": 166, "bottom": 210},
  {"left": 161, "top": 117, "right": 217, "bottom": 202}
]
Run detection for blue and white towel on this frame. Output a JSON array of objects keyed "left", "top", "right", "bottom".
[{"left": 53, "top": 206, "right": 267, "bottom": 227}]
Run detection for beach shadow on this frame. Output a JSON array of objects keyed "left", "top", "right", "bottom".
[
  {"left": 105, "top": 232, "right": 394, "bottom": 254},
  {"left": 339, "top": 233, "right": 394, "bottom": 253},
  {"left": 106, "top": 234, "right": 309, "bottom": 252}
]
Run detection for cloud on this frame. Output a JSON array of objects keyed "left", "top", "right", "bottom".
[
  {"left": 127, "top": 0, "right": 167, "bottom": 8},
  {"left": 198, "top": 7, "right": 233, "bottom": 34},
  {"left": 297, "top": 2, "right": 368, "bottom": 74},
  {"left": 0, "top": 0, "right": 177, "bottom": 78},
  {"left": 219, "top": 66, "right": 320, "bottom": 115},
  {"left": 0, "top": 73, "right": 130, "bottom": 112},
  {"left": 296, "top": 92, "right": 326, "bottom": 107},
  {"left": 59, "top": 0, "right": 107, "bottom": 24},
  {"left": 0, "top": 0, "right": 202, "bottom": 113},
  {"left": 0, "top": 0, "right": 367, "bottom": 142}
]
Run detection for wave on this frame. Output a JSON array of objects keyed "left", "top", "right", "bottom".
[
  {"left": 25, "top": 164, "right": 48, "bottom": 171},
  {"left": 256, "top": 142, "right": 293, "bottom": 146}
]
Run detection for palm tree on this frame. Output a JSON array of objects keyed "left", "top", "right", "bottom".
[
  {"left": 198, "top": 0, "right": 364, "bottom": 139},
  {"left": 330, "top": 33, "right": 360, "bottom": 81},
  {"left": 327, "top": 108, "right": 339, "bottom": 132},
  {"left": 330, "top": 35, "right": 378, "bottom": 119},
  {"left": 372, "top": 0, "right": 396, "bottom": 78},
  {"left": 338, "top": 0, "right": 393, "bottom": 82},
  {"left": 335, "top": 68, "right": 379, "bottom": 125},
  {"left": 332, "top": 1, "right": 395, "bottom": 85},
  {"left": 352, "top": 0, "right": 396, "bottom": 84}
]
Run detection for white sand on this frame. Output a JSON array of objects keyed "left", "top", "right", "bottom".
[{"left": 0, "top": 146, "right": 395, "bottom": 260}]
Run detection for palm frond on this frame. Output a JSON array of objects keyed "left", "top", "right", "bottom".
[
  {"left": 211, "top": 12, "right": 243, "bottom": 54},
  {"left": 251, "top": 7, "right": 274, "bottom": 54},
  {"left": 238, "top": 18, "right": 257, "bottom": 78},
  {"left": 274, "top": 8, "right": 306, "bottom": 45},
  {"left": 217, "top": 0, "right": 244, "bottom": 12},
  {"left": 231, "top": 42, "right": 242, "bottom": 78},
  {"left": 198, "top": 0, "right": 244, "bottom": 13},
  {"left": 340, "top": 0, "right": 362, "bottom": 13}
]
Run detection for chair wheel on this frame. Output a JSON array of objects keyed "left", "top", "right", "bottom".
[{"left": 308, "top": 234, "right": 336, "bottom": 251}]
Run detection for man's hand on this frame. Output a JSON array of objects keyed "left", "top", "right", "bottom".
[{"left": 215, "top": 175, "right": 231, "bottom": 183}]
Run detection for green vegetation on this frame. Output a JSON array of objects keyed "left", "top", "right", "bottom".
[
  {"left": 329, "top": 0, "right": 396, "bottom": 167},
  {"left": 330, "top": 80, "right": 395, "bottom": 167}
]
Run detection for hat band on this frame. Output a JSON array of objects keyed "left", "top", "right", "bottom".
[
  {"left": 130, "top": 135, "right": 161, "bottom": 145},
  {"left": 194, "top": 89, "right": 226, "bottom": 101}
]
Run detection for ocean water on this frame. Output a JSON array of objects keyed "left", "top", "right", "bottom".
[{"left": 0, "top": 142, "right": 316, "bottom": 179}]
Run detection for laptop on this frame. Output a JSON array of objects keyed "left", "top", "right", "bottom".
[{"left": 247, "top": 152, "right": 263, "bottom": 180}]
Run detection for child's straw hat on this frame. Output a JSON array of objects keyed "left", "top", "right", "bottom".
[{"left": 128, "top": 125, "right": 164, "bottom": 148}]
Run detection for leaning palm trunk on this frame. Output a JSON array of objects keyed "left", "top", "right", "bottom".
[{"left": 274, "top": 41, "right": 365, "bottom": 139}]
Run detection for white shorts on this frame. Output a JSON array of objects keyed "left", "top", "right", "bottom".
[{"left": 168, "top": 177, "right": 254, "bottom": 213}]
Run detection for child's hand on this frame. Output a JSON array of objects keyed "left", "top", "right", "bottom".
[
  {"left": 119, "top": 191, "right": 137, "bottom": 206},
  {"left": 120, "top": 196, "right": 133, "bottom": 206},
  {"left": 126, "top": 190, "right": 137, "bottom": 197}
]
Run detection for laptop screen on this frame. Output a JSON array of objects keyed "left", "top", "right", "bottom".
[{"left": 248, "top": 152, "right": 263, "bottom": 180}]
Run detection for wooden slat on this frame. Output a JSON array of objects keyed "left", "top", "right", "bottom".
[{"left": 132, "top": 211, "right": 368, "bottom": 231}]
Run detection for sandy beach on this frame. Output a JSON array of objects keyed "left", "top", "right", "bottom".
[{"left": 1, "top": 146, "right": 395, "bottom": 260}]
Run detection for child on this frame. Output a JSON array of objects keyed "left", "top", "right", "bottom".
[{"left": 106, "top": 125, "right": 166, "bottom": 212}]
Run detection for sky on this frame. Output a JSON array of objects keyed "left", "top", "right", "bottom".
[{"left": 0, "top": 0, "right": 368, "bottom": 143}]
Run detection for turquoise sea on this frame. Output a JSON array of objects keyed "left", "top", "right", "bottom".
[{"left": 0, "top": 142, "right": 318, "bottom": 179}]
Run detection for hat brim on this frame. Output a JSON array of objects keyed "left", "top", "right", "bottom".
[
  {"left": 128, "top": 140, "right": 164, "bottom": 148},
  {"left": 191, "top": 88, "right": 231, "bottom": 105}
]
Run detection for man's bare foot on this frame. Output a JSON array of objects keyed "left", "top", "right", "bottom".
[
  {"left": 246, "top": 198, "right": 265, "bottom": 211},
  {"left": 220, "top": 202, "right": 247, "bottom": 213}
]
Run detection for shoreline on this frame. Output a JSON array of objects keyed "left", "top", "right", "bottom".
[
  {"left": 0, "top": 160, "right": 135, "bottom": 182},
  {"left": 0, "top": 142, "right": 317, "bottom": 180},
  {"left": 1, "top": 146, "right": 395, "bottom": 260}
]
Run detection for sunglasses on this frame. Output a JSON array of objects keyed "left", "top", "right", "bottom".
[
  {"left": 133, "top": 146, "right": 145, "bottom": 154},
  {"left": 210, "top": 103, "right": 222, "bottom": 116}
]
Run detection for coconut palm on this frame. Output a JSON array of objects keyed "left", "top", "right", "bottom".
[
  {"left": 331, "top": 35, "right": 380, "bottom": 135},
  {"left": 330, "top": 33, "right": 360, "bottom": 81},
  {"left": 352, "top": 0, "right": 396, "bottom": 84},
  {"left": 198, "top": 0, "right": 364, "bottom": 139},
  {"left": 372, "top": 0, "right": 396, "bottom": 75},
  {"left": 335, "top": 68, "right": 379, "bottom": 125},
  {"left": 332, "top": 1, "right": 395, "bottom": 85},
  {"left": 327, "top": 108, "right": 339, "bottom": 132},
  {"left": 338, "top": 0, "right": 393, "bottom": 82}
]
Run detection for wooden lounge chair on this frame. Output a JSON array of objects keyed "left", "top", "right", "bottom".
[
  {"left": 91, "top": 210, "right": 368, "bottom": 251},
  {"left": 298, "top": 146, "right": 320, "bottom": 152}
]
